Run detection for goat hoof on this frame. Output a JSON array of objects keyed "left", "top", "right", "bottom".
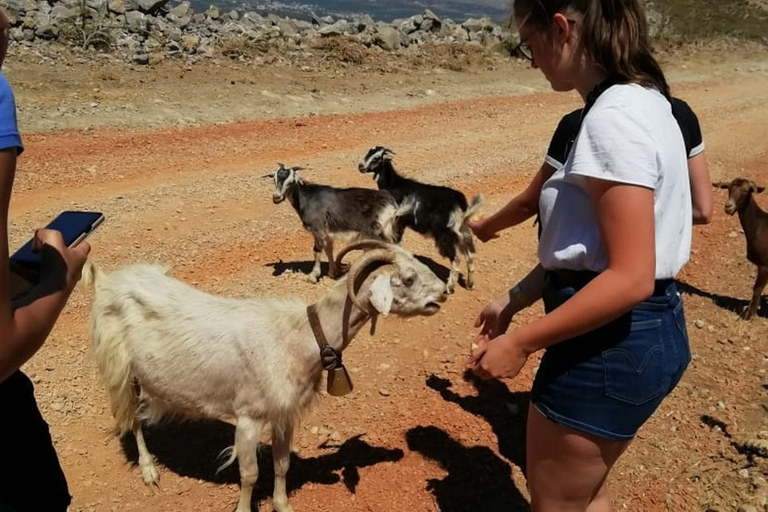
[
  {"left": 445, "top": 285, "right": 456, "bottom": 295},
  {"left": 140, "top": 464, "right": 160, "bottom": 486},
  {"left": 273, "top": 501, "right": 295, "bottom": 512}
]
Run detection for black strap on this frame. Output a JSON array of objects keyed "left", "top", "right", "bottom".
[{"left": 306, "top": 304, "right": 342, "bottom": 371}]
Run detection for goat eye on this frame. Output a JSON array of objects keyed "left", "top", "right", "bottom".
[{"left": 403, "top": 275, "right": 415, "bottom": 287}]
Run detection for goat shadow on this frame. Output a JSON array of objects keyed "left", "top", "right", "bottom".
[
  {"left": 120, "top": 422, "right": 403, "bottom": 506},
  {"left": 404, "top": 370, "right": 530, "bottom": 511},
  {"left": 676, "top": 279, "right": 768, "bottom": 319},
  {"left": 265, "top": 254, "right": 461, "bottom": 288}
]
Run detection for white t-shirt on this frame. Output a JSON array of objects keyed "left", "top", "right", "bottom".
[{"left": 538, "top": 84, "right": 692, "bottom": 279}]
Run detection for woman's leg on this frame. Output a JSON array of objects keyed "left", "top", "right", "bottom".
[{"left": 526, "top": 405, "right": 630, "bottom": 512}]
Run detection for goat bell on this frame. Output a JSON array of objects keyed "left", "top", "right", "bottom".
[{"left": 327, "top": 365, "right": 354, "bottom": 397}]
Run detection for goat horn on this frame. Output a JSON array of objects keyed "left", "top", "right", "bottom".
[
  {"left": 334, "top": 240, "right": 397, "bottom": 269},
  {"left": 262, "top": 173, "right": 275, "bottom": 179},
  {"left": 346, "top": 248, "right": 396, "bottom": 313}
]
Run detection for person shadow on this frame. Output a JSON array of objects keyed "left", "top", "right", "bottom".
[
  {"left": 120, "top": 421, "right": 403, "bottom": 507},
  {"left": 404, "top": 370, "right": 531, "bottom": 511},
  {"left": 426, "top": 370, "right": 530, "bottom": 471}
]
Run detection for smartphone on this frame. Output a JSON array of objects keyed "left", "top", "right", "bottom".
[{"left": 9, "top": 210, "right": 105, "bottom": 285}]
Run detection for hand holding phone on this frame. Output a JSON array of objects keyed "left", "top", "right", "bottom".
[{"left": 10, "top": 211, "right": 103, "bottom": 296}]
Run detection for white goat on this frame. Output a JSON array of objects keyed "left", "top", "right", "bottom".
[{"left": 82, "top": 241, "right": 447, "bottom": 512}]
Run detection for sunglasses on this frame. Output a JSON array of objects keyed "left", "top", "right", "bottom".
[{"left": 513, "top": 18, "right": 576, "bottom": 62}]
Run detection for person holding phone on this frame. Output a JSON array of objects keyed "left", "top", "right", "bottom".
[
  {"left": 467, "top": 0, "right": 694, "bottom": 509},
  {"left": 0, "top": 8, "right": 91, "bottom": 511}
]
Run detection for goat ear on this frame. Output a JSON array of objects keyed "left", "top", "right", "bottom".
[
  {"left": 262, "top": 173, "right": 275, "bottom": 179},
  {"left": 293, "top": 166, "right": 305, "bottom": 172},
  {"left": 369, "top": 274, "right": 393, "bottom": 316},
  {"left": 712, "top": 181, "right": 729, "bottom": 189}
]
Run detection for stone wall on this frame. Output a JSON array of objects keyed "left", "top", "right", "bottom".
[{"left": 0, "top": 0, "right": 514, "bottom": 64}]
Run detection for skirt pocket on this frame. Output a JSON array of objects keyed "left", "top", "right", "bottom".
[{"left": 603, "top": 319, "right": 667, "bottom": 405}]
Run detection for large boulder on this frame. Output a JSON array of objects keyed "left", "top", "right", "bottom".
[{"left": 374, "top": 25, "right": 402, "bottom": 51}]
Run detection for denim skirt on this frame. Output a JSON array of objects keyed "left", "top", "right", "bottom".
[{"left": 530, "top": 270, "right": 691, "bottom": 441}]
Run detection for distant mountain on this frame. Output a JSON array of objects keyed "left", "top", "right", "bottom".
[{"left": 182, "top": 0, "right": 511, "bottom": 23}]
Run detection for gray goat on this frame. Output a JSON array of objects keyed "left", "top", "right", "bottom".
[{"left": 267, "top": 163, "right": 411, "bottom": 282}]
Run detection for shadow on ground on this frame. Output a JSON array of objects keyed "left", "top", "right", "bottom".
[
  {"left": 121, "top": 425, "right": 402, "bottom": 507},
  {"left": 404, "top": 370, "right": 531, "bottom": 511},
  {"left": 677, "top": 279, "right": 765, "bottom": 318}
]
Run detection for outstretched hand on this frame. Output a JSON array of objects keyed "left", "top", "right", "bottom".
[
  {"left": 467, "top": 333, "right": 531, "bottom": 380},
  {"left": 474, "top": 293, "right": 514, "bottom": 340},
  {"left": 468, "top": 218, "right": 500, "bottom": 243}
]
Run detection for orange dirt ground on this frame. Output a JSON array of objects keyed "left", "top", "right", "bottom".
[{"left": 5, "top": 45, "right": 768, "bottom": 511}]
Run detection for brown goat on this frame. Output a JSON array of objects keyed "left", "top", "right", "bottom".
[{"left": 714, "top": 178, "right": 768, "bottom": 319}]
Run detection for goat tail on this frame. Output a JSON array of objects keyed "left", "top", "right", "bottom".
[
  {"left": 80, "top": 260, "right": 103, "bottom": 289},
  {"left": 463, "top": 194, "right": 485, "bottom": 224},
  {"left": 381, "top": 195, "right": 415, "bottom": 244},
  {"left": 448, "top": 194, "right": 485, "bottom": 236},
  {"left": 88, "top": 270, "right": 137, "bottom": 437},
  {"left": 215, "top": 445, "right": 238, "bottom": 476}
]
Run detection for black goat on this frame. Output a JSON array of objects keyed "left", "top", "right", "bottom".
[
  {"left": 358, "top": 146, "right": 483, "bottom": 293},
  {"left": 266, "top": 163, "right": 410, "bottom": 283},
  {"left": 715, "top": 178, "right": 768, "bottom": 320}
]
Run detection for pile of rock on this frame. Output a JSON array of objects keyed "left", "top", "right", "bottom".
[{"left": 0, "top": 0, "right": 513, "bottom": 65}]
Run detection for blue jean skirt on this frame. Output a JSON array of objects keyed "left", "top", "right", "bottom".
[{"left": 530, "top": 270, "right": 691, "bottom": 441}]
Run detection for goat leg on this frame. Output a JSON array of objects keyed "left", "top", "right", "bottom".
[
  {"left": 234, "top": 416, "right": 262, "bottom": 512},
  {"left": 324, "top": 237, "right": 340, "bottom": 279},
  {"left": 308, "top": 237, "right": 324, "bottom": 283},
  {"left": 271, "top": 422, "right": 295, "bottom": 512},
  {"left": 446, "top": 255, "right": 461, "bottom": 294},
  {"left": 463, "top": 236, "right": 477, "bottom": 290},
  {"left": 134, "top": 419, "right": 159, "bottom": 485},
  {"left": 743, "top": 265, "right": 768, "bottom": 320}
]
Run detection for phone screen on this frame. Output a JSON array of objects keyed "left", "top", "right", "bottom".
[{"left": 10, "top": 211, "right": 104, "bottom": 270}]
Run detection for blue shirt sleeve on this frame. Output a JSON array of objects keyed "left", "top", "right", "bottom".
[{"left": 0, "top": 72, "right": 23, "bottom": 155}]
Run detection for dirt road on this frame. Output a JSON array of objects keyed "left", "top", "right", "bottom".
[{"left": 7, "top": 47, "right": 768, "bottom": 511}]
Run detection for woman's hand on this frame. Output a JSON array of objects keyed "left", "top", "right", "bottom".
[
  {"left": 467, "top": 332, "right": 531, "bottom": 380},
  {"left": 34, "top": 229, "right": 90, "bottom": 291},
  {"left": 474, "top": 292, "right": 515, "bottom": 340},
  {"left": 468, "top": 218, "right": 499, "bottom": 243}
]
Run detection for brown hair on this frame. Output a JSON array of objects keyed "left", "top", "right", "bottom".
[{"left": 513, "top": 0, "right": 669, "bottom": 98}]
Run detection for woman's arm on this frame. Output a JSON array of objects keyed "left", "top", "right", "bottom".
[
  {"left": 688, "top": 152, "right": 713, "bottom": 225},
  {"left": 469, "top": 162, "right": 556, "bottom": 241},
  {"left": 470, "top": 179, "right": 655, "bottom": 378},
  {"left": 0, "top": 149, "right": 91, "bottom": 383},
  {"left": 473, "top": 263, "right": 546, "bottom": 341}
]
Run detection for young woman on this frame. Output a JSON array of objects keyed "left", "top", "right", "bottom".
[
  {"left": 0, "top": 8, "right": 92, "bottom": 510},
  {"left": 468, "top": 1, "right": 693, "bottom": 510},
  {"left": 469, "top": 97, "right": 711, "bottom": 244}
]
